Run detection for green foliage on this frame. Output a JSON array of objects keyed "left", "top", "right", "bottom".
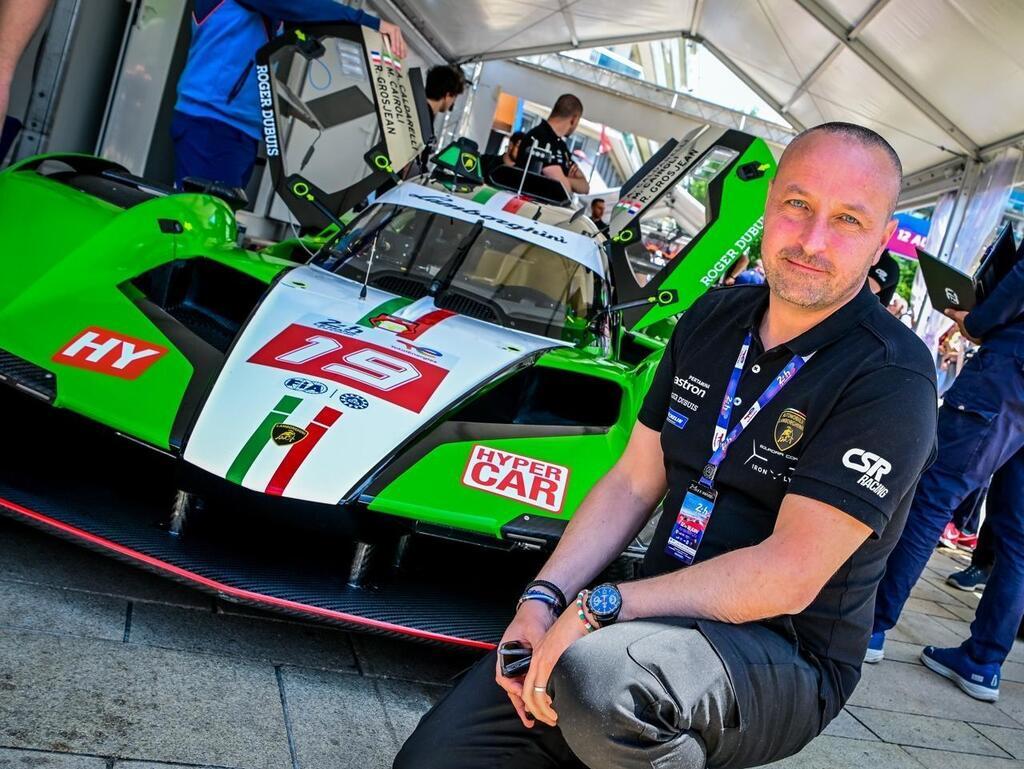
[{"left": 896, "top": 256, "right": 918, "bottom": 301}]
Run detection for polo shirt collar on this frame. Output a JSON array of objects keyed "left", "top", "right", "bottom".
[{"left": 737, "top": 283, "right": 879, "bottom": 356}]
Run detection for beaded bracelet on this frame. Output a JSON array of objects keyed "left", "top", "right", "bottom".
[{"left": 575, "top": 590, "right": 596, "bottom": 633}]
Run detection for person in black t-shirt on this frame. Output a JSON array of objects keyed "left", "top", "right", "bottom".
[
  {"left": 394, "top": 124, "right": 937, "bottom": 769},
  {"left": 515, "top": 94, "right": 590, "bottom": 195},
  {"left": 589, "top": 197, "right": 609, "bottom": 236},
  {"left": 424, "top": 64, "right": 466, "bottom": 127},
  {"left": 480, "top": 131, "right": 525, "bottom": 182}
]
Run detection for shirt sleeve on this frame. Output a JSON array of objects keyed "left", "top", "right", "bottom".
[
  {"left": 787, "top": 366, "right": 937, "bottom": 536},
  {"left": 240, "top": 0, "right": 381, "bottom": 28},
  {"left": 965, "top": 258, "right": 1024, "bottom": 340}
]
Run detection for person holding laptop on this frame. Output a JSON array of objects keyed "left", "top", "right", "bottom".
[{"left": 867, "top": 240, "right": 1024, "bottom": 702}]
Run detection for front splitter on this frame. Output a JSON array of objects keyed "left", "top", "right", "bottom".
[{"left": 0, "top": 391, "right": 540, "bottom": 648}]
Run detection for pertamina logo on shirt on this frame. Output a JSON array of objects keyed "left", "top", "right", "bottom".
[
  {"left": 462, "top": 445, "right": 569, "bottom": 513},
  {"left": 842, "top": 448, "right": 892, "bottom": 497}
]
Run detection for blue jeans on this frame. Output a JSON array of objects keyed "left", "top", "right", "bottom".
[
  {"left": 873, "top": 348, "right": 1024, "bottom": 666},
  {"left": 171, "top": 111, "right": 258, "bottom": 189}
]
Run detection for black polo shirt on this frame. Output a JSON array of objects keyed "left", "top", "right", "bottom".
[
  {"left": 638, "top": 283, "right": 937, "bottom": 723},
  {"left": 516, "top": 120, "right": 573, "bottom": 175}
]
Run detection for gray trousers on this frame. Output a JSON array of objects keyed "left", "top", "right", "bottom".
[{"left": 393, "top": 618, "right": 824, "bottom": 769}]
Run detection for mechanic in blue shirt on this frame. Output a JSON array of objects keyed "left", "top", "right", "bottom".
[
  {"left": 867, "top": 237, "right": 1024, "bottom": 702},
  {"left": 172, "top": 0, "right": 406, "bottom": 189}
]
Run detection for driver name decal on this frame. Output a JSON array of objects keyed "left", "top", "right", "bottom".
[
  {"left": 249, "top": 323, "right": 447, "bottom": 413},
  {"left": 254, "top": 65, "right": 279, "bottom": 157},
  {"left": 462, "top": 445, "right": 569, "bottom": 513},
  {"left": 54, "top": 327, "right": 167, "bottom": 379}
]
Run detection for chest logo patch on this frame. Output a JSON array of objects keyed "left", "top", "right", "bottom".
[{"left": 774, "top": 408, "right": 806, "bottom": 452}]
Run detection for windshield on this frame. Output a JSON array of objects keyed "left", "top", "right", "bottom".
[{"left": 317, "top": 204, "right": 608, "bottom": 343}]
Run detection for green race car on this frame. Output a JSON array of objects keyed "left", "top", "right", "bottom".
[{"left": 0, "top": 25, "right": 774, "bottom": 644}]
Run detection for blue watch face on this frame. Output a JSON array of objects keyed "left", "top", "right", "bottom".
[{"left": 589, "top": 585, "right": 620, "bottom": 617}]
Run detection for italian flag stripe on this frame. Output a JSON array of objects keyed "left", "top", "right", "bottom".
[
  {"left": 501, "top": 196, "right": 528, "bottom": 214},
  {"left": 265, "top": 407, "right": 342, "bottom": 496},
  {"left": 226, "top": 395, "right": 302, "bottom": 485},
  {"left": 472, "top": 187, "right": 499, "bottom": 204},
  {"left": 356, "top": 296, "right": 413, "bottom": 327},
  {"left": 398, "top": 309, "right": 456, "bottom": 340}
]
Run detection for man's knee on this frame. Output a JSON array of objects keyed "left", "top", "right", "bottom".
[{"left": 550, "top": 625, "right": 708, "bottom": 767}]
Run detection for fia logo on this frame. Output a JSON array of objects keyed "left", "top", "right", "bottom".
[{"left": 284, "top": 377, "right": 328, "bottom": 395}]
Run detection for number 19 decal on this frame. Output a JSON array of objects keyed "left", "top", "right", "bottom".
[
  {"left": 249, "top": 324, "right": 448, "bottom": 412},
  {"left": 276, "top": 334, "right": 421, "bottom": 391}
]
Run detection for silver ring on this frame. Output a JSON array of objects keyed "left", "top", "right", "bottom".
[{"left": 533, "top": 686, "right": 547, "bottom": 693}]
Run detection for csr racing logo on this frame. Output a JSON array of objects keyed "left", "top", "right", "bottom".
[{"left": 843, "top": 449, "right": 891, "bottom": 498}]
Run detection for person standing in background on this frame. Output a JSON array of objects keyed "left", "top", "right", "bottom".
[{"left": 172, "top": 0, "right": 406, "bottom": 189}]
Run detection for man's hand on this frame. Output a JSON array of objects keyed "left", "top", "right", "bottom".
[
  {"left": 494, "top": 601, "right": 556, "bottom": 729},
  {"left": 521, "top": 603, "right": 589, "bottom": 727},
  {"left": 379, "top": 20, "right": 407, "bottom": 59},
  {"left": 945, "top": 308, "right": 981, "bottom": 345}
]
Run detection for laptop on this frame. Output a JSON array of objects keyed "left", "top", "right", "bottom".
[{"left": 916, "top": 223, "right": 1018, "bottom": 312}]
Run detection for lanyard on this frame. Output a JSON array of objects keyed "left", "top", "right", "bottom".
[{"left": 701, "top": 332, "right": 812, "bottom": 488}]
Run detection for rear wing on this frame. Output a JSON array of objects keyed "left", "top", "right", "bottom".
[
  {"left": 607, "top": 129, "right": 776, "bottom": 332},
  {"left": 255, "top": 24, "right": 432, "bottom": 229}
]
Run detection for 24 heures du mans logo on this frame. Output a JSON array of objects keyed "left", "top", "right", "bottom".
[{"left": 843, "top": 448, "right": 891, "bottom": 498}]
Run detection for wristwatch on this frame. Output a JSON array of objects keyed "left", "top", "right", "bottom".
[{"left": 586, "top": 583, "right": 622, "bottom": 626}]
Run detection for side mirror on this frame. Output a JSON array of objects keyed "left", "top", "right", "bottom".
[
  {"left": 605, "top": 288, "right": 679, "bottom": 316},
  {"left": 589, "top": 289, "right": 679, "bottom": 333}
]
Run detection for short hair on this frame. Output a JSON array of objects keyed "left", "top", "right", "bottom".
[
  {"left": 785, "top": 122, "right": 903, "bottom": 213},
  {"left": 591, "top": 198, "right": 605, "bottom": 206},
  {"left": 550, "top": 94, "right": 584, "bottom": 120},
  {"left": 425, "top": 65, "right": 466, "bottom": 100}
]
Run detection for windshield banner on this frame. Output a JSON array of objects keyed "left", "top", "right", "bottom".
[{"left": 376, "top": 183, "right": 605, "bottom": 277}]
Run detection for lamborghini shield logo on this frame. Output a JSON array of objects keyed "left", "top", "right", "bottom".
[
  {"left": 774, "top": 408, "right": 806, "bottom": 452},
  {"left": 272, "top": 423, "right": 308, "bottom": 446},
  {"left": 460, "top": 152, "right": 478, "bottom": 173}
]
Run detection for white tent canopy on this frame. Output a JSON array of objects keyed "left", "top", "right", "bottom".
[{"left": 385, "top": 0, "right": 1024, "bottom": 177}]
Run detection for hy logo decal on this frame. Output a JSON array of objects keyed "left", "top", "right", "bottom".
[{"left": 55, "top": 328, "right": 167, "bottom": 380}]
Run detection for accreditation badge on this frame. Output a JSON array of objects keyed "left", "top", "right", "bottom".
[{"left": 665, "top": 481, "right": 717, "bottom": 565}]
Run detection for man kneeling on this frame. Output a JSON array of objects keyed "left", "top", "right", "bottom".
[{"left": 394, "top": 123, "right": 938, "bottom": 769}]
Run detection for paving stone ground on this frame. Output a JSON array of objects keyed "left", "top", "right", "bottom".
[{"left": 1, "top": 517, "right": 1022, "bottom": 768}]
